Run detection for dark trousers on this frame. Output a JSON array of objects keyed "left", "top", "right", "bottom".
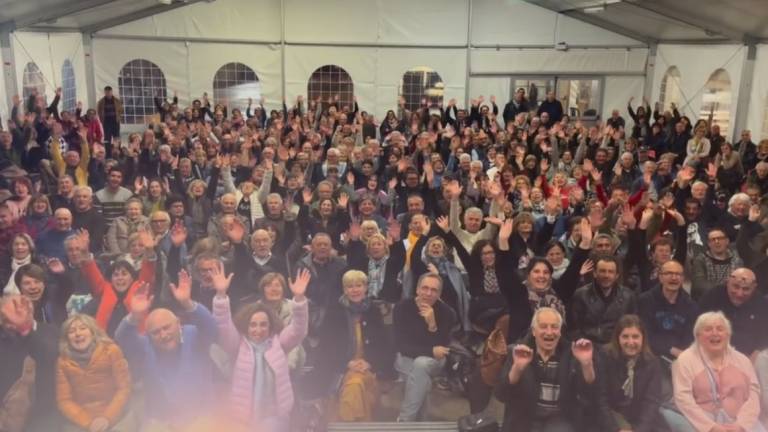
[{"left": 103, "top": 120, "right": 120, "bottom": 156}]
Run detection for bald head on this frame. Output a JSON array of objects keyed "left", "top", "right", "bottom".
[
  {"left": 54, "top": 208, "right": 73, "bottom": 231},
  {"left": 145, "top": 308, "right": 181, "bottom": 353},
  {"left": 726, "top": 268, "right": 757, "bottom": 307}
]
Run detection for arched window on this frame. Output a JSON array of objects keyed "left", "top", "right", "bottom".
[
  {"left": 212, "top": 63, "right": 260, "bottom": 110},
  {"left": 659, "top": 66, "right": 681, "bottom": 112},
  {"left": 400, "top": 67, "right": 444, "bottom": 112},
  {"left": 22, "top": 62, "right": 45, "bottom": 100},
  {"left": 307, "top": 65, "right": 354, "bottom": 111},
  {"left": 61, "top": 60, "right": 77, "bottom": 112},
  {"left": 699, "top": 68, "right": 731, "bottom": 136},
  {"left": 118, "top": 59, "right": 167, "bottom": 124}
]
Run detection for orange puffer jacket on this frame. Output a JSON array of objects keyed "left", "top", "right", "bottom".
[{"left": 55, "top": 342, "right": 131, "bottom": 429}]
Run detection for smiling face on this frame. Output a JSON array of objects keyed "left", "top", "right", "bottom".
[
  {"left": 545, "top": 245, "right": 564, "bottom": 267},
  {"left": 19, "top": 275, "right": 44, "bottom": 302},
  {"left": 426, "top": 238, "right": 445, "bottom": 258},
  {"left": 696, "top": 317, "right": 730, "bottom": 356},
  {"left": 12, "top": 236, "right": 31, "bottom": 260},
  {"left": 344, "top": 280, "right": 368, "bottom": 303},
  {"left": 726, "top": 269, "right": 756, "bottom": 307},
  {"left": 527, "top": 262, "right": 552, "bottom": 293},
  {"left": 146, "top": 310, "right": 181, "bottom": 353},
  {"left": 415, "top": 275, "right": 441, "bottom": 307},
  {"left": 66, "top": 319, "right": 94, "bottom": 352},
  {"left": 247, "top": 311, "right": 271, "bottom": 343},
  {"left": 618, "top": 326, "right": 643, "bottom": 359},
  {"left": 532, "top": 309, "right": 561, "bottom": 353},
  {"left": 111, "top": 267, "right": 134, "bottom": 292},
  {"left": 262, "top": 278, "right": 284, "bottom": 302}
]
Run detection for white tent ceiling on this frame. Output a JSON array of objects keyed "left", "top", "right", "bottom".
[
  {"left": 0, "top": 0, "right": 208, "bottom": 33},
  {"left": 525, "top": 0, "right": 768, "bottom": 44},
  {"left": 0, "top": 0, "right": 765, "bottom": 45}
]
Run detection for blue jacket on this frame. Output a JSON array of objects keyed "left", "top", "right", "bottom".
[{"left": 115, "top": 303, "right": 217, "bottom": 425}]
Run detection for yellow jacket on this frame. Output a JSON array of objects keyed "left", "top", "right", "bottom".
[{"left": 51, "top": 136, "right": 90, "bottom": 186}]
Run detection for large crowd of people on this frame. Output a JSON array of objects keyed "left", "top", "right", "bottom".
[{"left": 0, "top": 83, "right": 767, "bottom": 432}]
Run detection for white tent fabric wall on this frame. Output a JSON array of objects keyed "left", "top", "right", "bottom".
[
  {"left": 0, "top": 48, "right": 6, "bottom": 121},
  {"left": 747, "top": 45, "right": 768, "bottom": 139},
  {"left": 651, "top": 44, "right": 745, "bottom": 137},
  {"left": 603, "top": 76, "right": 646, "bottom": 121},
  {"left": 12, "top": 32, "right": 89, "bottom": 108}
]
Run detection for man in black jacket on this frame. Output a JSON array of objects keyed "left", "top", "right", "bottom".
[
  {"left": 637, "top": 260, "right": 698, "bottom": 360},
  {"left": 393, "top": 273, "right": 455, "bottom": 422},
  {"left": 502, "top": 88, "right": 530, "bottom": 126},
  {"left": 699, "top": 267, "right": 768, "bottom": 359},
  {"left": 71, "top": 186, "right": 106, "bottom": 254},
  {"left": 569, "top": 255, "right": 637, "bottom": 344},
  {"left": 496, "top": 307, "right": 599, "bottom": 432}
]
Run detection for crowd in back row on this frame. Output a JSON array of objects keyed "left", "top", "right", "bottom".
[{"left": 0, "top": 85, "right": 767, "bottom": 432}]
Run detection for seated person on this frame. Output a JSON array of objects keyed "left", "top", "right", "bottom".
[
  {"left": 104, "top": 198, "right": 149, "bottom": 257},
  {"left": 212, "top": 266, "right": 309, "bottom": 431},
  {"left": 495, "top": 307, "right": 599, "bottom": 432},
  {"left": 393, "top": 273, "right": 456, "bottom": 422},
  {"left": 115, "top": 270, "right": 218, "bottom": 430},
  {"left": 600, "top": 314, "right": 663, "bottom": 432},
  {"left": 699, "top": 268, "right": 768, "bottom": 359},
  {"left": 569, "top": 254, "right": 637, "bottom": 344},
  {"left": 56, "top": 314, "right": 134, "bottom": 432},
  {"left": 638, "top": 260, "right": 698, "bottom": 360},
  {"left": 665, "top": 311, "right": 764, "bottom": 432},
  {"left": 14, "top": 263, "right": 65, "bottom": 325},
  {"left": 311, "top": 270, "right": 396, "bottom": 421}
]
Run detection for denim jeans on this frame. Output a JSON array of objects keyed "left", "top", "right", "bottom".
[{"left": 394, "top": 353, "right": 445, "bottom": 421}]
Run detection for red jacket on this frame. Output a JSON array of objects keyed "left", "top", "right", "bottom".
[{"left": 81, "top": 259, "right": 154, "bottom": 332}]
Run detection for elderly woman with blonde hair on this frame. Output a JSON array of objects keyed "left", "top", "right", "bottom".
[
  {"left": 664, "top": 311, "right": 765, "bottom": 432},
  {"left": 309, "top": 270, "right": 396, "bottom": 421},
  {"left": 56, "top": 314, "right": 134, "bottom": 432}
]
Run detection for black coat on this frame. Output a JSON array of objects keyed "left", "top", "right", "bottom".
[
  {"left": 699, "top": 285, "right": 768, "bottom": 356},
  {"left": 500, "top": 246, "right": 590, "bottom": 342},
  {"left": 569, "top": 283, "right": 637, "bottom": 344},
  {"left": 494, "top": 336, "right": 601, "bottom": 432},
  {"left": 599, "top": 350, "right": 663, "bottom": 432},
  {"left": 393, "top": 297, "right": 455, "bottom": 359},
  {"left": 347, "top": 239, "right": 405, "bottom": 303},
  {"left": 637, "top": 287, "right": 698, "bottom": 357},
  {"left": 309, "top": 300, "right": 396, "bottom": 396}
]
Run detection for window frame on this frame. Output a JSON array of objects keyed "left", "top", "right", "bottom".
[{"left": 118, "top": 59, "right": 167, "bottom": 125}]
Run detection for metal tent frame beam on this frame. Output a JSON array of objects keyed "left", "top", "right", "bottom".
[
  {"left": 519, "top": 0, "right": 655, "bottom": 45},
  {"left": 6, "top": 0, "right": 121, "bottom": 30},
  {"left": 82, "top": 0, "right": 208, "bottom": 34},
  {"left": 624, "top": 0, "right": 756, "bottom": 43}
]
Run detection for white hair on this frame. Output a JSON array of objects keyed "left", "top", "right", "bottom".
[
  {"left": 693, "top": 311, "right": 732, "bottom": 339},
  {"left": 728, "top": 192, "right": 750, "bottom": 209},
  {"left": 530, "top": 307, "right": 563, "bottom": 330},
  {"left": 73, "top": 185, "right": 93, "bottom": 197}
]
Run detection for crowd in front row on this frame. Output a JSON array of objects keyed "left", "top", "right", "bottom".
[{"left": 0, "top": 86, "right": 768, "bottom": 432}]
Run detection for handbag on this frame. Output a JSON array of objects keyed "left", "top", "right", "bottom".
[
  {"left": 457, "top": 413, "right": 499, "bottom": 432},
  {"left": 479, "top": 315, "right": 509, "bottom": 386}
]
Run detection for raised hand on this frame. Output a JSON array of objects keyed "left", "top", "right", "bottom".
[
  {"left": 223, "top": 218, "right": 246, "bottom": 244},
  {"left": 129, "top": 283, "right": 153, "bottom": 318},
  {"left": 337, "top": 192, "right": 349, "bottom": 209},
  {"left": 47, "top": 258, "right": 66, "bottom": 274},
  {"left": 620, "top": 203, "right": 636, "bottom": 229},
  {"left": 0, "top": 296, "right": 34, "bottom": 336},
  {"left": 435, "top": 215, "right": 450, "bottom": 233},
  {"left": 388, "top": 176, "right": 398, "bottom": 190},
  {"left": 302, "top": 186, "right": 313, "bottom": 204},
  {"left": 134, "top": 176, "right": 145, "bottom": 193},
  {"left": 289, "top": 268, "right": 311, "bottom": 301},
  {"left": 170, "top": 270, "right": 194, "bottom": 311},
  {"left": 209, "top": 262, "right": 233, "bottom": 297},
  {"left": 579, "top": 218, "right": 593, "bottom": 247},
  {"left": 136, "top": 228, "right": 156, "bottom": 251},
  {"left": 511, "top": 344, "right": 534, "bottom": 370},
  {"left": 579, "top": 259, "right": 594, "bottom": 276},
  {"left": 706, "top": 162, "right": 718, "bottom": 179},
  {"left": 749, "top": 204, "right": 761, "bottom": 223},
  {"left": 169, "top": 223, "right": 187, "bottom": 247},
  {"left": 348, "top": 221, "right": 361, "bottom": 240},
  {"left": 426, "top": 263, "right": 439, "bottom": 275},
  {"left": 499, "top": 218, "right": 514, "bottom": 240},
  {"left": 571, "top": 339, "right": 594, "bottom": 366},
  {"left": 387, "top": 219, "right": 401, "bottom": 244}
]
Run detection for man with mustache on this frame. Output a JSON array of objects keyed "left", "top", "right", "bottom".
[{"left": 496, "top": 307, "right": 601, "bottom": 432}]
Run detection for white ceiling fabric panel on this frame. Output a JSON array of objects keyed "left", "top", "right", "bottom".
[
  {"left": 471, "top": 48, "right": 648, "bottom": 74},
  {"left": 100, "top": 0, "right": 281, "bottom": 41}
]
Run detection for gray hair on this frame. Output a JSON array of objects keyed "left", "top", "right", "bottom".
[
  {"left": 728, "top": 192, "right": 750, "bottom": 209},
  {"left": 693, "top": 311, "right": 732, "bottom": 339},
  {"left": 464, "top": 207, "right": 484, "bottom": 218},
  {"left": 73, "top": 185, "right": 93, "bottom": 197},
  {"left": 531, "top": 307, "right": 563, "bottom": 330}
]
